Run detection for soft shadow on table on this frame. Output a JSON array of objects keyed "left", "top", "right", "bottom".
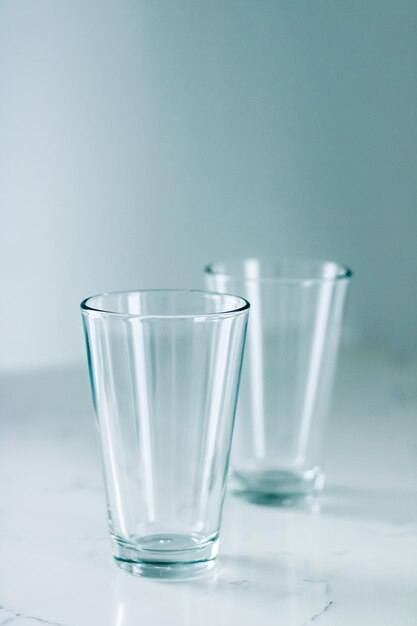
[
  {"left": 320, "top": 484, "right": 417, "bottom": 525},
  {"left": 111, "top": 552, "right": 318, "bottom": 626},
  {"left": 232, "top": 484, "right": 417, "bottom": 525}
]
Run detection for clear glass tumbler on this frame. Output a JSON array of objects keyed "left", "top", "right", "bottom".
[
  {"left": 205, "top": 258, "right": 352, "bottom": 498},
  {"left": 81, "top": 290, "right": 249, "bottom": 577}
]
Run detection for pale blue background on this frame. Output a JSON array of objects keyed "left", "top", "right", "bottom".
[{"left": 0, "top": 1, "right": 416, "bottom": 368}]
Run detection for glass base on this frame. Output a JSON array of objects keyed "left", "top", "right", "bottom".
[
  {"left": 111, "top": 532, "right": 218, "bottom": 579},
  {"left": 233, "top": 466, "right": 325, "bottom": 499}
]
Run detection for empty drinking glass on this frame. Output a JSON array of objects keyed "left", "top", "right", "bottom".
[
  {"left": 81, "top": 289, "right": 249, "bottom": 577},
  {"left": 205, "top": 258, "right": 352, "bottom": 498}
]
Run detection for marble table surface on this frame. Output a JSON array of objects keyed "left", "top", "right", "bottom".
[{"left": 0, "top": 348, "right": 416, "bottom": 626}]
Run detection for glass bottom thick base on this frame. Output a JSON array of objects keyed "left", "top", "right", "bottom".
[
  {"left": 233, "top": 466, "right": 325, "bottom": 500},
  {"left": 111, "top": 532, "right": 218, "bottom": 579}
]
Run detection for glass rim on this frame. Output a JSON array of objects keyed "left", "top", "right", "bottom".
[
  {"left": 80, "top": 288, "right": 250, "bottom": 319},
  {"left": 205, "top": 257, "right": 353, "bottom": 285}
]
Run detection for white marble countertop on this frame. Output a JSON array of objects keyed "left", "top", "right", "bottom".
[{"left": 0, "top": 348, "right": 416, "bottom": 626}]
